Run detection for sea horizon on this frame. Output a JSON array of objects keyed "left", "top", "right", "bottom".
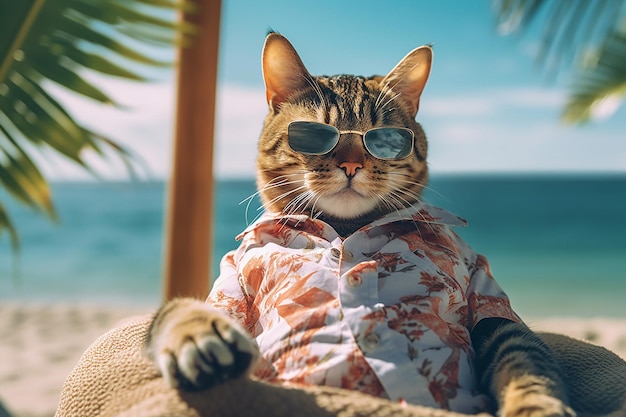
[{"left": 1, "top": 173, "right": 625, "bottom": 319}]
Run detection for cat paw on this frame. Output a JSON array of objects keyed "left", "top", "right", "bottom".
[
  {"left": 500, "top": 377, "right": 576, "bottom": 417},
  {"left": 145, "top": 298, "right": 259, "bottom": 390},
  {"left": 500, "top": 394, "right": 575, "bottom": 417}
]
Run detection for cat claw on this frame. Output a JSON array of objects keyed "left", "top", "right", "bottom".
[
  {"left": 180, "top": 325, "right": 256, "bottom": 389},
  {"left": 148, "top": 300, "right": 259, "bottom": 390}
]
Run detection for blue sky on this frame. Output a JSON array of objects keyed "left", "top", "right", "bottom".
[{"left": 42, "top": 0, "right": 626, "bottom": 180}]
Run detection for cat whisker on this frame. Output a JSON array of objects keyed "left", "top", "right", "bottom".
[
  {"left": 386, "top": 173, "right": 448, "bottom": 202},
  {"left": 240, "top": 176, "right": 288, "bottom": 207},
  {"left": 244, "top": 176, "right": 307, "bottom": 224},
  {"left": 373, "top": 190, "right": 397, "bottom": 212},
  {"left": 274, "top": 190, "right": 318, "bottom": 233},
  {"left": 373, "top": 176, "right": 425, "bottom": 205},
  {"left": 255, "top": 174, "right": 306, "bottom": 195},
  {"left": 374, "top": 79, "right": 395, "bottom": 111},
  {"left": 383, "top": 190, "right": 425, "bottom": 233},
  {"left": 392, "top": 188, "right": 440, "bottom": 235},
  {"left": 282, "top": 193, "right": 304, "bottom": 215},
  {"left": 265, "top": 190, "right": 309, "bottom": 233},
  {"left": 375, "top": 193, "right": 399, "bottom": 216},
  {"left": 387, "top": 190, "right": 414, "bottom": 211},
  {"left": 389, "top": 185, "right": 425, "bottom": 211},
  {"left": 303, "top": 75, "right": 328, "bottom": 114},
  {"left": 309, "top": 193, "right": 324, "bottom": 220},
  {"left": 242, "top": 176, "right": 297, "bottom": 206},
  {"left": 377, "top": 91, "right": 402, "bottom": 114},
  {"left": 374, "top": 81, "right": 388, "bottom": 107},
  {"left": 375, "top": 75, "right": 405, "bottom": 113},
  {"left": 270, "top": 188, "right": 308, "bottom": 210},
  {"left": 373, "top": 191, "right": 421, "bottom": 233},
  {"left": 261, "top": 185, "right": 308, "bottom": 214},
  {"left": 395, "top": 186, "right": 432, "bottom": 217},
  {"left": 241, "top": 175, "right": 301, "bottom": 204},
  {"left": 284, "top": 189, "right": 315, "bottom": 217}
]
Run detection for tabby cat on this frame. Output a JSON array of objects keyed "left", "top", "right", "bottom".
[{"left": 146, "top": 33, "right": 575, "bottom": 417}]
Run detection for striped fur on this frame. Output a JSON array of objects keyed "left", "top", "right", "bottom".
[
  {"left": 146, "top": 33, "right": 577, "bottom": 416},
  {"left": 145, "top": 298, "right": 258, "bottom": 390},
  {"left": 257, "top": 33, "right": 430, "bottom": 236},
  {"left": 257, "top": 33, "right": 576, "bottom": 416},
  {"left": 472, "top": 319, "right": 575, "bottom": 416}
]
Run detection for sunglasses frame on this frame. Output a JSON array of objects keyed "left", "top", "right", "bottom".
[{"left": 287, "top": 121, "right": 415, "bottom": 161}]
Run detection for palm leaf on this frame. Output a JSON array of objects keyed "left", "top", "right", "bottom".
[
  {"left": 492, "top": 0, "right": 626, "bottom": 123},
  {"left": 0, "top": 201, "right": 19, "bottom": 253},
  {"left": 564, "top": 29, "right": 626, "bottom": 122},
  {"left": 0, "top": 0, "right": 195, "bottom": 250}
]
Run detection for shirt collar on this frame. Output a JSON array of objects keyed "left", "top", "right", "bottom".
[
  {"left": 238, "top": 202, "right": 467, "bottom": 240},
  {"left": 368, "top": 202, "right": 468, "bottom": 228}
]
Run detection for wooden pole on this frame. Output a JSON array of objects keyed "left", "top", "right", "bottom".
[{"left": 163, "top": 0, "right": 221, "bottom": 300}]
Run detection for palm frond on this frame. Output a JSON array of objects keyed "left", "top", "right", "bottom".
[
  {"left": 492, "top": 0, "right": 626, "bottom": 123},
  {"left": 0, "top": 200, "right": 19, "bottom": 253},
  {"left": 0, "top": 0, "right": 195, "bottom": 250},
  {"left": 564, "top": 29, "right": 626, "bottom": 122}
]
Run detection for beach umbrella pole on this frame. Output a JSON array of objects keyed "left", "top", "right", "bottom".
[{"left": 163, "top": 0, "right": 221, "bottom": 300}]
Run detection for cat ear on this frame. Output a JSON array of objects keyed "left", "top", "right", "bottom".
[
  {"left": 262, "top": 33, "right": 312, "bottom": 111},
  {"left": 380, "top": 45, "right": 432, "bottom": 117}
]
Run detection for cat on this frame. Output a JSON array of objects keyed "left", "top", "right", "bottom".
[{"left": 145, "top": 32, "right": 575, "bottom": 417}]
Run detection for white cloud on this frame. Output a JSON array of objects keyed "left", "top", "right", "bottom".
[
  {"left": 214, "top": 85, "right": 267, "bottom": 178},
  {"left": 421, "top": 87, "right": 565, "bottom": 118},
  {"left": 415, "top": 86, "right": 626, "bottom": 174},
  {"left": 31, "top": 79, "right": 625, "bottom": 181},
  {"left": 37, "top": 74, "right": 176, "bottom": 181},
  {"left": 499, "top": 88, "right": 564, "bottom": 108},
  {"left": 421, "top": 97, "right": 494, "bottom": 117},
  {"left": 35, "top": 77, "right": 267, "bottom": 180},
  {"left": 427, "top": 121, "right": 626, "bottom": 173}
]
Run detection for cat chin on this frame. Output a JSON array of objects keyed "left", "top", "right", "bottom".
[{"left": 314, "top": 191, "right": 378, "bottom": 219}]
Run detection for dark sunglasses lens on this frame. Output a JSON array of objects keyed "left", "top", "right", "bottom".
[
  {"left": 288, "top": 122, "right": 339, "bottom": 154},
  {"left": 364, "top": 128, "right": 414, "bottom": 159}
]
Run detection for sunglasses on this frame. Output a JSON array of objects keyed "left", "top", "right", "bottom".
[{"left": 287, "top": 121, "right": 414, "bottom": 160}]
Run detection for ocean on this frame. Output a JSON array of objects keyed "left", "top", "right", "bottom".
[{"left": 1, "top": 175, "right": 625, "bottom": 318}]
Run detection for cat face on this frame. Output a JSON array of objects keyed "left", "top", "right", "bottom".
[{"left": 256, "top": 33, "right": 432, "bottom": 232}]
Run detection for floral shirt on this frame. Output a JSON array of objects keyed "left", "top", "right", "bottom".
[{"left": 207, "top": 202, "right": 520, "bottom": 414}]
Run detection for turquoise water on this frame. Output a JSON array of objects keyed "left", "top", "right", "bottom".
[{"left": 1, "top": 175, "right": 625, "bottom": 318}]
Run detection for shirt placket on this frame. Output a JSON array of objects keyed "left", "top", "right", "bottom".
[
  {"left": 333, "top": 235, "right": 375, "bottom": 306},
  {"left": 334, "top": 229, "right": 444, "bottom": 407}
]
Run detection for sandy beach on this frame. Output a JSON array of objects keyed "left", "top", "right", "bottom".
[
  {"left": 0, "top": 303, "right": 624, "bottom": 417},
  {"left": 0, "top": 303, "right": 153, "bottom": 417}
]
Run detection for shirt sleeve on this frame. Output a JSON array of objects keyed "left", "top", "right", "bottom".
[
  {"left": 207, "top": 243, "right": 273, "bottom": 380},
  {"left": 465, "top": 253, "right": 521, "bottom": 329},
  {"left": 206, "top": 249, "right": 259, "bottom": 334}
]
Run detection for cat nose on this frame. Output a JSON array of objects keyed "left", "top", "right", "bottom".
[{"left": 339, "top": 162, "right": 363, "bottom": 177}]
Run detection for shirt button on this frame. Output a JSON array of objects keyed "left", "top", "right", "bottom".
[
  {"left": 343, "top": 250, "right": 354, "bottom": 261},
  {"left": 347, "top": 274, "right": 362, "bottom": 287},
  {"left": 330, "top": 248, "right": 341, "bottom": 260}
]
